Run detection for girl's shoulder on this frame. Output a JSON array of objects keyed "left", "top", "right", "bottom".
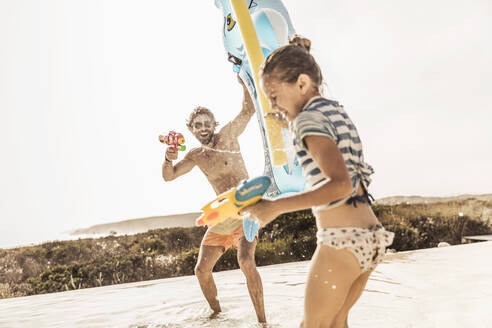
[
  {"left": 303, "top": 97, "right": 342, "bottom": 112},
  {"left": 295, "top": 97, "right": 342, "bottom": 124}
]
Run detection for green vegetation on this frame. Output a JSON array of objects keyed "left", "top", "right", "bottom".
[{"left": 1, "top": 199, "right": 491, "bottom": 299}]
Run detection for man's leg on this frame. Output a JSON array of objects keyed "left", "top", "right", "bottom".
[
  {"left": 194, "top": 244, "right": 224, "bottom": 315},
  {"left": 237, "top": 237, "right": 266, "bottom": 323}
]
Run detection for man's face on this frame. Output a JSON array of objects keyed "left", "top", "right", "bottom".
[{"left": 191, "top": 114, "right": 216, "bottom": 145}]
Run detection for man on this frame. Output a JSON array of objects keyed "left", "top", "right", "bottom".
[{"left": 162, "top": 77, "right": 266, "bottom": 323}]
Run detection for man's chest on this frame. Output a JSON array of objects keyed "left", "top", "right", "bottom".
[{"left": 195, "top": 149, "right": 241, "bottom": 174}]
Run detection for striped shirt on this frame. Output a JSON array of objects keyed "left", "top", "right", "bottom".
[{"left": 292, "top": 96, "right": 374, "bottom": 210}]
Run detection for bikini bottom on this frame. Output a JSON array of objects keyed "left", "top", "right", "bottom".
[{"left": 316, "top": 224, "right": 394, "bottom": 272}]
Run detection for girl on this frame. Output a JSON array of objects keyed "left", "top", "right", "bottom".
[{"left": 242, "top": 36, "right": 394, "bottom": 328}]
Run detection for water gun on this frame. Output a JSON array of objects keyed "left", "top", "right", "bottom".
[
  {"left": 159, "top": 131, "right": 186, "bottom": 152},
  {"left": 196, "top": 176, "right": 271, "bottom": 241}
]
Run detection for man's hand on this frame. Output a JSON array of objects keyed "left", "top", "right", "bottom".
[
  {"left": 237, "top": 74, "right": 246, "bottom": 89},
  {"left": 162, "top": 147, "right": 195, "bottom": 181},
  {"left": 237, "top": 74, "right": 252, "bottom": 98},
  {"left": 165, "top": 147, "right": 178, "bottom": 161},
  {"left": 220, "top": 74, "right": 255, "bottom": 139}
]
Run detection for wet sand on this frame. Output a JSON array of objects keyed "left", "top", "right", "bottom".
[{"left": 0, "top": 242, "right": 491, "bottom": 327}]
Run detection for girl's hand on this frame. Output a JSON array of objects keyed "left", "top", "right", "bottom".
[{"left": 241, "top": 199, "right": 280, "bottom": 227}]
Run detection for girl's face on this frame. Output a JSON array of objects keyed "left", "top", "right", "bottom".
[{"left": 261, "top": 74, "right": 318, "bottom": 122}]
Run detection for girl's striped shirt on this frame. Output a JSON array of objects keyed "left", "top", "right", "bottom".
[{"left": 291, "top": 96, "right": 374, "bottom": 209}]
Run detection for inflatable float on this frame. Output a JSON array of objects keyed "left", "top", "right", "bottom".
[{"left": 215, "top": 0, "right": 305, "bottom": 196}]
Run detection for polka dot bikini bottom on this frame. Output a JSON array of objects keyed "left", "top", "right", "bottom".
[{"left": 316, "top": 224, "right": 395, "bottom": 273}]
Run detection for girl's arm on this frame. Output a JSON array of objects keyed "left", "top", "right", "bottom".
[{"left": 243, "top": 135, "right": 353, "bottom": 224}]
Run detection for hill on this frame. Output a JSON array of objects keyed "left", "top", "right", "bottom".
[
  {"left": 375, "top": 193, "right": 492, "bottom": 205},
  {"left": 70, "top": 212, "right": 200, "bottom": 236}
]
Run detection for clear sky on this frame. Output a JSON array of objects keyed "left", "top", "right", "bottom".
[{"left": 1, "top": 0, "right": 491, "bottom": 248}]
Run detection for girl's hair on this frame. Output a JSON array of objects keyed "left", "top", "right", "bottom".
[
  {"left": 186, "top": 106, "right": 219, "bottom": 130},
  {"left": 260, "top": 34, "right": 323, "bottom": 88}
]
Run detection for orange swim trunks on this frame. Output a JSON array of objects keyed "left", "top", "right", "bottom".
[{"left": 202, "top": 225, "right": 245, "bottom": 252}]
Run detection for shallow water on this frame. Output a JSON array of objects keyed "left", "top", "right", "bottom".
[
  {"left": 0, "top": 263, "right": 307, "bottom": 328},
  {"left": 1, "top": 242, "right": 491, "bottom": 328}
]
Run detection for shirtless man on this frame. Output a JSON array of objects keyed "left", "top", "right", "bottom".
[{"left": 162, "top": 77, "right": 266, "bottom": 323}]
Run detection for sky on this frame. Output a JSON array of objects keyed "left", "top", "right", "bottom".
[{"left": 1, "top": 0, "right": 491, "bottom": 248}]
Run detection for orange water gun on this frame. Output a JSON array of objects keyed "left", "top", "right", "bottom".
[
  {"left": 159, "top": 131, "right": 186, "bottom": 152},
  {"left": 196, "top": 176, "right": 271, "bottom": 228}
]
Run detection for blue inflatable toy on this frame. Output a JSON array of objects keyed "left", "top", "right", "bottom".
[{"left": 214, "top": 0, "right": 306, "bottom": 197}]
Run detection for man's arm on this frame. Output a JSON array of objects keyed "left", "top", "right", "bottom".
[
  {"left": 162, "top": 148, "right": 196, "bottom": 181},
  {"left": 221, "top": 76, "right": 255, "bottom": 138}
]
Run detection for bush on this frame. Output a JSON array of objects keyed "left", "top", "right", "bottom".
[
  {"left": 133, "top": 238, "right": 166, "bottom": 254},
  {"left": 0, "top": 283, "right": 12, "bottom": 299},
  {"left": 175, "top": 248, "right": 199, "bottom": 276},
  {"left": 381, "top": 220, "right": 419, "bottom": 251}
]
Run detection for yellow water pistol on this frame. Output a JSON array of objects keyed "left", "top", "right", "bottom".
[{"left": 196, "top": 176, "right": 271, "bottom": 227}]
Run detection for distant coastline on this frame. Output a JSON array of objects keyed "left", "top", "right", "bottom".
[
  {"left": 0, "top": 213, "right": 201, "bottom": 250},
  {"left": 376, "top": 193, "right": 492, "bottom": 205},
  {"left": 70, "top": 212, "right": 201, "bottom": 236}
]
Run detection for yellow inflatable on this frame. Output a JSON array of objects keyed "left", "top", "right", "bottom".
[{"left": 230, "top": 0, "right": 287, "bottom": 166}]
